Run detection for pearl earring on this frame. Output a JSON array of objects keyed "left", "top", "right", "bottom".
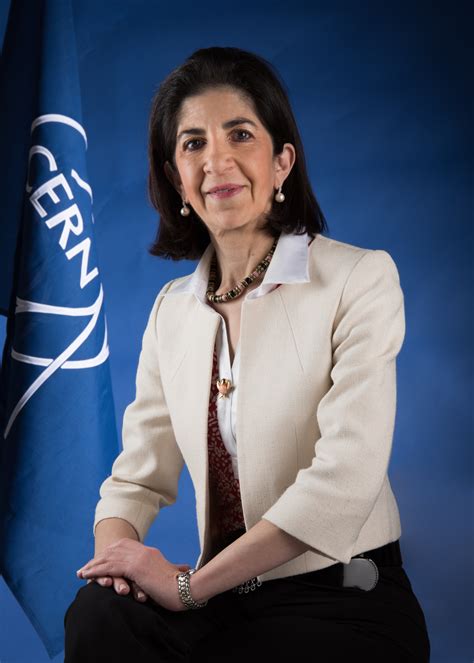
[
  {"left": 275, "top": 185, "right": 285, "bottom": 203},
  {"left": 180, "top": 199, "right": 190, "bottom": 216}
]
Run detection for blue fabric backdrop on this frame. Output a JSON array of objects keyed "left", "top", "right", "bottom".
[{"left": 0, "top": 0, "right": 471, "bottom": 661}]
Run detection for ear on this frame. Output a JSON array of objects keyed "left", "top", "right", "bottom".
[
  {"left": 273, "top": 143, "right": 296, "bottom": 189},
  {"left": 164, "top": 160, "right": 184, "bottom": 198}
]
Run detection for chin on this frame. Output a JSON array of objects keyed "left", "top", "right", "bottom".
[{"left": 208, "top": 215, "right": 255, "bottom": 232}]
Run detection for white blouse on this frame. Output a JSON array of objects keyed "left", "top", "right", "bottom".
[{"left": 164, "top": 230, "right": 312, "bottom": 480}]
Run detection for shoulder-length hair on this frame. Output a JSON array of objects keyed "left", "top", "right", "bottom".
[{"left": 147, "top": 46, "right": 329, "bottom": 260}]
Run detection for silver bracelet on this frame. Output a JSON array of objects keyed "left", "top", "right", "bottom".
[{"left": 176, "top": 568, "right": 208, "bottom": 609}]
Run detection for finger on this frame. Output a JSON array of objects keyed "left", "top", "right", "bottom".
[
  {"left": 77, "top": 553, "right": 111, "bottom": 577},
  {"left": 113, "top": 577, "right": 130, "bottom": 595},
  {"left": 86, "top": 577, "right": 112, "bottom": 587},
  {"left": 81, "top": 563, "right": 117, "bottom": 579},
  {"left": 97, "top": 576, "right": 113, "bottom": 587},
  {"left": 131, "top": 581, "right": 147, "bottom": 602},
  {"left": 77, "top": 555, "right": 105, "bottom": 575}
]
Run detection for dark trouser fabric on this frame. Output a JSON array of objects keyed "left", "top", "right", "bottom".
[{"left": 64, "top": 559, "right": 430, "bottom": 662}]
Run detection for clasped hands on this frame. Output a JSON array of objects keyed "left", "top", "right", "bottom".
[{"left": 76, "top": 538, "right": 192, "bottom": 612}]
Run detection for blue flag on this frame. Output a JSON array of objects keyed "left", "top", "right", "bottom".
[{"left": 0, "top": 0, "right": 119, "bottom": 658}]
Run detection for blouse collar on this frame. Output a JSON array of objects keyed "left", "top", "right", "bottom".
[{"left": 163, "top": 230, "right": 311, "bottom": 303}]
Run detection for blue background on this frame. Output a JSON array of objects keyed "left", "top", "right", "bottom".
[{"left": 0, "top": 1, "right": 471, "bottom": 661}]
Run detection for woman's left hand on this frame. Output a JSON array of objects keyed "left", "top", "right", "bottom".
[{"left": 76, "top": 539, "right": 191, "bottom": 612}]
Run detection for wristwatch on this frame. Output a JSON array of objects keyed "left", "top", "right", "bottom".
[{"left": 176, "top": 568, "right": 209, "bottom": 609}]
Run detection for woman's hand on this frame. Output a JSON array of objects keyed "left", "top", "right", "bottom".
[{"left": 77, "top": 539, "right": 192, "bottom": 611}]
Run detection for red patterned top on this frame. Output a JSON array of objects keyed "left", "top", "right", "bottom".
[{"left": 207, "top": 345, "right": 245, "bottom": 541}]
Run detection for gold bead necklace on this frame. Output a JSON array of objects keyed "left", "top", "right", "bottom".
[{"left": 206, "top": 237, "right": 278, "bottom": 304}]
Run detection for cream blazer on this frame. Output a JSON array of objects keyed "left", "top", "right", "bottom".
[{"left": 93, "top": 233, "right": 405, "bottom": 582}]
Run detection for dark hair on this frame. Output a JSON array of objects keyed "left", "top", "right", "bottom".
[{"left": 147, "top": 46, "right": 329, "bottom": 260}]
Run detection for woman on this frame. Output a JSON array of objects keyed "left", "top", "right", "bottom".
[{"left": 64, "top": 46, "right": 431, "bottom": 662}]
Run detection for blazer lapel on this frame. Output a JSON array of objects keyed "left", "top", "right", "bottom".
[
  {"left": 158, "top": 295, "right": 220, "bottom": 558},
  {"left": 159, "top": 294, "right": 220, "bottom": 480}
]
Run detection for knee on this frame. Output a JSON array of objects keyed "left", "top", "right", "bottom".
[
  {"left": 65, "top": 583, "right": 135, "bottom": 662},
  {"left": 64, "top": 582, "right": 122, "bottom": 635}
]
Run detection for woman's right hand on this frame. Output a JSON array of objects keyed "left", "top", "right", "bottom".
[{"left": 87, "top": 576, "right": 148, "bottom": 602}]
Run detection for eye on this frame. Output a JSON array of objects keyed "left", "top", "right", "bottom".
[
  {"left": 183, "top": 138, "right": 204, "bottom": 151},
  {"left": 182, "top": 129, "right": 253, "bottom": 152},
  {"left": 234, "top": 129, "right": 252, "bottom": 141}
]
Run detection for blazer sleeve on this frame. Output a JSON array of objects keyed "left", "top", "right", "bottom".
[
  {"left": 93, "top": 278, "right": 185, "bottom": 543},
  {"left": 261, "top": 249, "right": 405, "bottom": 563}
]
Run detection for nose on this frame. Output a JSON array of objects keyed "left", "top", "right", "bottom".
[{"left": 202, "top": 136, "right": 235, "bottom": 176}]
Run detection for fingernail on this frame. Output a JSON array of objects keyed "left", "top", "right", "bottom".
[
  {"left": 137, "top": 591, "right": 145, "bottom": 599},
  {"left": 119, "top": 584, "right": 127, "bottom": 592}
]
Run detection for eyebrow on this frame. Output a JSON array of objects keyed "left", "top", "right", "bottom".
[{"left": 176, "top": 117, "right": 258, "bottom": 143}]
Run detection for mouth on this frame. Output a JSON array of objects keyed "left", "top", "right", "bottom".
[
  {"left": 207, "top": 183, "right": 244, "bottom": 193},
  {"left": 207, "top": 185, "right": 244, "bottom": 199}
]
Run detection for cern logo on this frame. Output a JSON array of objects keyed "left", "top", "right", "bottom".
[{"left": 3, "top": 112, "right": 110, "bottom": 440}]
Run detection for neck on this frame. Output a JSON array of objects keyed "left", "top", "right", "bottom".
[{"left": 210, "top": 231, "right": 277, "bottom": 295}]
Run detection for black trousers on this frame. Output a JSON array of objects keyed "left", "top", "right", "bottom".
[{"left": 64, "top": 541, "right": 430, "bottom": 662}]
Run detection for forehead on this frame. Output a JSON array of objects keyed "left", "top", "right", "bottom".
[{"left": 177, "top": 87, "right": 258, "bottom": 124}]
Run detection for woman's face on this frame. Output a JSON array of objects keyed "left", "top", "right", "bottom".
[{"left": 165, "top": 86, "right": 295, "bottom": 238}]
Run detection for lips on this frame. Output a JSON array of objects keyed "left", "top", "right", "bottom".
[
  {"left": 208, "top": 186, "right": 244, "bottom": 200},
  {"left": 207, "top": 184, "right": 243, "bottom": 194}
]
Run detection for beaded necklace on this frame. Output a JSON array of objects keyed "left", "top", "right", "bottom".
[{"left": 205, "top": 236, "right": 279, "bottom": 304}]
